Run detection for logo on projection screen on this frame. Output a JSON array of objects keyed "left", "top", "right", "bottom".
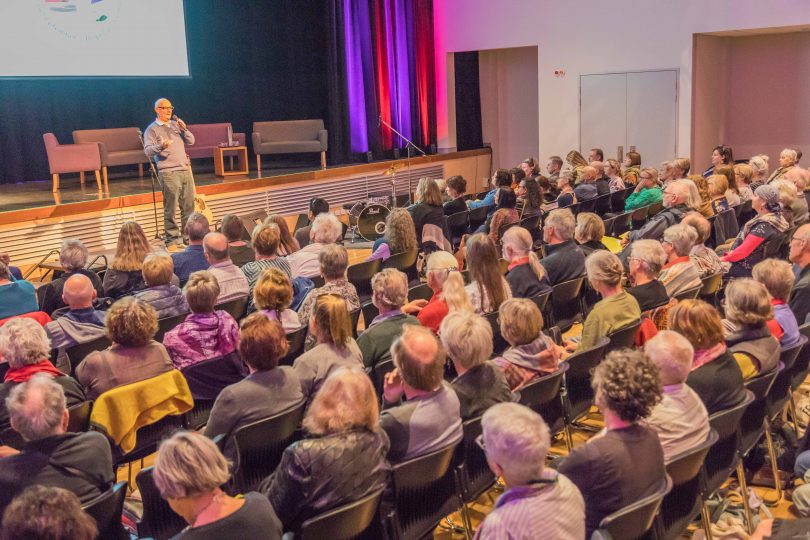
[{"left": 39, "top": 0, "right": 121, "bottom": 41}]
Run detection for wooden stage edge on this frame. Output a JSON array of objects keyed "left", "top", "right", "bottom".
[{"left": 0, "top": 148, "right": 492, "bottom": 227}]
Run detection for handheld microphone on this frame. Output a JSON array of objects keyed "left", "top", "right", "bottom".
[{"left": 172, "top": 114, "right": 186, "bottom": 131}]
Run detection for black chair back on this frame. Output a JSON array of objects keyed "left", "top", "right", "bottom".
[
  {"left": 519, "top": 213, "right": 542, "bottom": 238},
  {"left": 295, "top": 488, "right": 385, "bottom": 540},
  {"left": 455, "top": 416, "right": 495, "bottom": 504},
  {"left": 350, "top": 307, "right": 361, "bottom": 339},
  {"left": 468, "top": 206, "right": 489, "bottom": 232},
  {"left": 446, "top": 211, "right": 470, "bottom": 247},
  {"left": 605, "top": 320, "right": 641, "bottom": 354},
  {"left": 181, "top": 350, "right": 247, "bottom": 400},
  {"left": 347, "top": 259, "right": 381, "bottom": 300},
  {"left": 229, "top": 401, "right": 305, "bottom": 494},
  {"left": 529, "top": 290, "right": 552, "bottom": 312},
  {"left": 113, "top": 414, "right": 184, "bottom": 466},
  {"left": 82, "top": 481, "right": 128, "bottom": 540},
  {"left": 593, "top": 476, "right": 672, "bottom": 540},
  {"left": 517, "top": 363, "right": 568, "bottom": 436},
  {"left": 67, "top": 400, "right": 93, "bottom": 433},
  {"left": 155, "top": 312, "right": 190, "bottom": 343},
  {"left": 136, "top": 467, "right": 187, "bottom": 540},
  {"left": 656, "top": 431, "right": 718, "bottom": 540},
  {"left": 388, "top": 442, "right": 460, "bottom": 540},
  {"left": 549, "top": 276, "right": 585, "bottom": 331},
  {"left": 279, "top": 324, "right": 309, "bottom": 366},
  {"left": 361, "top": 301, "right": 379, "bottom": 333},
  {"left": 736, "top": 199, "right": 755, "bottom": 228},
  {"left": 790, "top": 324, "right": 810, "bottom": 392},
  {"left": 594, "top": 193, "right": 612, "bottom": 215},
  {"left": 609, "top": 188, "right": 630, "bottom": 213},
  {"left": 483, "top": 311, "right": 510, "bottom": 355},
  {"left": 562, "top": 337, "right": 610, "bottom": 425},
  {"left": 765, "top": 356, "right": 797, "bottom": 423},
  {"left": 704, "top": 390, "right": 754, "bottom": 496},
  {"left": 215, "top": 296, "right": 249, "bottom": 321},
  {"left": 66, "top": 335, "right": 112, "bottom": 374},
  {"left": 578, "top": 197, "right": 596, "bottom": 213},
  {"left": 371, "top": 359, "right": 395, "bottom": 398},
  {"left": 698, "top": 272, "right": 723, "bottom": 305},
  {"left": 497, "top": 220, "right": 519, "bottom": 242},
  {"left": 711, "top": 209, "right": 740, "bottom": 247},
  {"left": 408, "top": 283, "right": 435, "bottom": 303},
  {"left": 382, "top": 250, "right": 419, "bottom": 283},
  {"left": 183, "top": 398, "right": 216, "bottom": 431},
  {"left": 740, "top": 369, "right": 779, "bottom": 458},
  {"left": 630, "top": 206, "right": 649, "bottom": 228},
  {"left": 671, "top": 285, "right": 701, "bottom": 302}
]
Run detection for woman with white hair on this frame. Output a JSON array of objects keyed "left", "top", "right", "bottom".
[
  {"left": 403, "top": 251, "right": 470, "bottom": 334},
  {"left": 0, "top": 318, "right": 85, "bottom": 434},
  {"left": 772, "top": 178, "right": 809, "bottom": 227},
  {"left": 476, "top": 403, "right": 585, "bottom": 540},
  {"left": 681, "top": 212, "right": 724, "bottom": 278},
  {"left": 658, "top": 224, "right": 702, "bottom": 297},
  {"left": 566, "top": 251, "right": 640, "bottom": 352},
  {"left": 749, "top": 154, "right": 770, "bottom": 189},
  {"left": 39, "top": 239, "right": 104, "bottom": 316},
  {"left": 501, "top": 227, "right": 551, "bottom": 299},
  {"left": 439, "top": 311, "right": 512, "bottom": 419},
  {"left": 153, "top": 431, "right": 282, "bottom": 539},
  {"left": 261, "top": 369, "right": 389, "bottom": 532},
  {"left": 287, "top": 213, "right": 344, "bottom": 279},
  {"left": 768, "top": 148, "right": 798, "bottom": 181},
  {"left": 753, "top": 258, "right": 801, "bottom": 348},
  {"left": 626, "top": 239, "right": 669, "bottom": 311}
]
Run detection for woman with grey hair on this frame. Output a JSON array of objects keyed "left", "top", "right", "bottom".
[
  {"left": 0, "top": 260, "right": 38, "bottom": 320},
  {"left": 566, "top": 251, "right": 640, "bottom": 352},
  {"left": 40, "top": 238, "right": 104, "bottom": 316},
  {"left": 723, "top": 279, "right": 781, "bottom": 379},
  {"left": 626, "top": 239, "right": 669, "bottom": 311},
  {"left": 287, "top": 213, "right": 344, "bottom": 279},
  {"left": 681, "top": 212, "right": 724, "bottom": 278},
  {"left": 0, "top": 318, "right": 85, "bottom": 434},
  {"left": 153, "top": 431, "right": 282, "bottom": 539},
  {"left": 658, "top": 223, "right": 702, "bottom": 297},
  {"left": 768, "top": 148, "right": 798, "bottom": 181},
  {"left": 296, "top": 244, "right": 360, "bottom": 326},
  {"left": 439, "top": 311, "right": 512, "bottom": 419}
]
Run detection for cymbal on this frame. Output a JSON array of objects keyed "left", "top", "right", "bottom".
[{"left": 383, "top": 163, "right": 404, "bottom": 175}]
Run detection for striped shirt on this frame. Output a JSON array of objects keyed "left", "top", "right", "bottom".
[
  {"left": 240, "top": 257, "right": 292, "bottom": 293},
  {"left": 475, "top": 472, "right": 585, "bottom": 540}
]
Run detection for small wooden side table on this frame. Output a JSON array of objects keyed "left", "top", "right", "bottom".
[{"left": 214, "top": 145, "right": 249, "bottom": 177}]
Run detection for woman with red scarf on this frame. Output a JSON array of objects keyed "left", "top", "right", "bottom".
[{"left": 0, "top": 318, "right": 85, "bottom": 436}]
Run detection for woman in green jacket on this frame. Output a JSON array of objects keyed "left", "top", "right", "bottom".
[{"left": 624, "top": 168, "right": 663, "bottom": 211}]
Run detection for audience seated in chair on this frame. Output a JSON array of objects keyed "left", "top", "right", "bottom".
[
  {"left": 624, "top": 168, "right": 662, "bottom": 212},
  {"left": 1, "top": 485, "right": 99, "bottom": 540},
  {"left": 0, "top": 260, "right": 37, "bottom": 320},
  {"left": 163, "top": 271, "right": 239, "bottom": 371},
  {"left": 659, "top": 223, "right": 702, "bottom": 297},
  {"left": 38, "top": 239, "right": 104, "bottom": 316},
  {"left": 204, "top": 232, "right": 249, "bottom": 304},
  {"left": 154, "top": 431, "right": 282, "bottom": 539},
  {"left": 287, "top": 213, "right": 344, "bottom": 279},
  {"left": 264, "top": 214, "right": 301, "bottom": 257},
  {"left": 681, "top": 212, "right": 724, "bottom": 278},
  {"left": 476, "top": 403, "right": 585, "bottom": 540},
  {"left": 367, "top": 208, "right": 417, "bottom": 262},
  {"left": 0, "top": 375, "right": 113, "bottom": 514},
  {"left": 573, "top": 166, "right": 598, "bottom": 202},
  {"left": 625, "top": 179, "right": 692, "bottom": 244},
  {"left": 102, "top": 221, "right": 151, "bottom": 300},
  {"left": 380, "top": 325, "right": 462, "bottom": 463},
  {"left": 722, "top": 279, "right": 781, "bottom": 380},
  {"left": 443, "top": 175, "right": 468, "bottom": 216},
  {"left": 493, "top": 298, "right": 560, "bottom": 391},
  {"left": 0, "top": 319, "right": 85, "bottom": 434},
  {"left": 626, "top": 239, "right": 669, "bottom": 312},
  {"left": 358, "top": 269, "right": 420, "bottom": 369},
  {"left": 753, "top": 259, "right": 801, "bottom": 348},
  {"left": 501, "top": 227, "right": 551, "bottom": 299},
  {"left": 565, "top": 251, "right": 640, "bottom": 353},
  {"left": 171, "top": 212, "right": 211, "bottom": 283},
  {"left": 253, "top": 268, "right": 300, "bottom": 332},
  {"left": 788, "top": 223, "right": 810, "bottom": 324},
  {"left": 204, "top": 314, "right": 301, "bottom": 460},
  {"left": 293, "top": 294, "right": 362, "bottom": 405},
  {"left": 406, "top": 251, "right": 471, "bottom": 334},
  {"left": 574, "top": 212, "right": 609, "bottom": 255},
  {"left": 558, "top": 348, "right": 665, "bottom": 539},
  {"left": 485, "top": 188, "right": 519, "bottom": 245},
  {"left": 296, "top": 244, "right": 359, "bottom": 327},
  {"left": 540, "top": 209, "right": 586, "bottom": 286},
  {"left": 643, "top": 331, "right": 710, "bottom": 463},
  {"left": 76, "top": 297, "right": 172, "bottom": 400},
  {"left": 408, "top": 177, "right": 449, "bottom": 247},
  {"left": 439, "top": 311, "right": 512, "bottom": 420},
  {"left": 260, "top": 369, "right": 388, "bottom": 532},
  {"left": 220, "top": 214, "right": 255, "bottom": 268},
  {"left": 468, "top": 169, "right": 510, "bottom": 211},
  {"left": 556, "top": 174, "right": 577, "bottom": 208},
  {"left": 295, "top": 197, "right": 330, "bottom": 250},
  {"left": 133, "top": 253, "right": 188, "bottom": 319},
  {"left": 44, "top": 274, "right": 107, "bottom": 353},
  {"left": 464, "top": 234, "right": 512, "bottom": 314},
  {"left": 668, "top": 300, "right": 747, "bottom": 414}
]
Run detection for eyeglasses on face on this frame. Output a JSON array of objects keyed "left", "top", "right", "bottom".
[{"left": 157, "top": 106, "right": 174, "bottom": 110}]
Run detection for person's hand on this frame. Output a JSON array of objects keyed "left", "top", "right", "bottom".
[
  {"left": 383, "top": 367, "right": 405, "bottom": 404},
  {"left": 402, "top": 299, "right": 428, "bottom": 314},
  {"left": 159, "top": 136, "right": 173, "bottom": 150},
  {"left": 0, "top": 445, "right": 20, "bottom": 458},
  {"left": 175, "top": 117, "right": 187, "bottom": 131}
]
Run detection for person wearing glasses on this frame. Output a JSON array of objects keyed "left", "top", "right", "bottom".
[
  {"left": 623, "top": 168, "right": 662, "bottom": 211},
  {"left": 143, "top": 98, "right": 196, "bottom": 248},
  {"left": 789, "top": 223, "right": 810, "bottom": 324}
]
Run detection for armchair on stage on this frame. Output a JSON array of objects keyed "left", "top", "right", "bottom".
[
  {"left": 43, "top": 133, "right": 104, "bottom": 192},
  {"left": 252, "top": 119, "right": 328, "bottom": 173},
  {"left": 73, "top": 127, "right": 151, "bottom": 185}
]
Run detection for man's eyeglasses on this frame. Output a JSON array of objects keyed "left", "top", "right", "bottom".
[{"left": 157, "top": 106, "right": 174, "bottom": 110}]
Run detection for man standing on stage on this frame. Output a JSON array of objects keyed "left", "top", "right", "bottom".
[{"left": 143, "top": 98, "right": 195, "bottom": 248}]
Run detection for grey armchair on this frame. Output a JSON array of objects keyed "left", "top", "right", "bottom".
[{"left": 251, "top": 119, "right": 328, "bottom": 173}]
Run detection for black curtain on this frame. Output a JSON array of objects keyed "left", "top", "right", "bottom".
[
  {"left": 453, "top": 51, "right": 483, "bottom": 151},
  {"left": 0, "top": 0, "right": 332, "bottom": 184}
]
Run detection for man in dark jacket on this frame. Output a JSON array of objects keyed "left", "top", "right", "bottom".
[
  {"left": 540, "top": 208, "right": 586, "bottom": 286},
  {"left": 789, "top": 223, "right": 810, "bottom": 324},
  {"left": 0, "top": 375, "right": 114, "bottom": 514}
]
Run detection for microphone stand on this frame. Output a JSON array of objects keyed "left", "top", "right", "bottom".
[
  {"left": 137, "top": 129, "right": 163, "bottom": 241},
  {"left": 379, "top": 117, "right": 426, "bottom": 206}
]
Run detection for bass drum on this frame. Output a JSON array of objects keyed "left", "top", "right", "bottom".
[{"left": 351, "top": 203, "right": 389, "bottom": 242}]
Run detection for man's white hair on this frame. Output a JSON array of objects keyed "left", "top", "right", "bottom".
[
  {"left": 481, "top": 403, "right": 550, "bottom": 484},
  {"left": 311, "top": 213, "right": 343, "bottom": 244}
]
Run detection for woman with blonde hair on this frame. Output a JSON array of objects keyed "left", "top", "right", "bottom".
[
  {"left": 681, "top": 212, "right": 724, "bottom": 278},
  {"left": 261, "top": 368, "right": 388, "bottom": 531},
  {"left": 502, "top": 226, "right": 551, "bottom": 299},
  {"left": 672, "top": 157, "right": 691, "bottom": 179},
  {"left": 659, "top": 224, "right": 702, "bottom": 296},
  {"left": 253, "top": 267, "right": 300, "bottom": 332},
  {"left": 688, "top": 174, "right": 714, "bottom": 217},
  {"left": 404, "top": 250, "right": 471, "bottom": 334},
  {"left": 622, "top": 151, "right": 642, "bottom": 185},
  {"left": 367, "top": 208, "right": 417, "bottom": 262},
  {"left": 292, "top": 294, "right": 363, "bottom": 402},
  {"left": 493, "top": 298, "right": 560, "bottom": 391},
  {"left": 707, "top": 174, "right": 730, "bottom": 214},
  {"left": 465, "top": 233, "right": 512, "bottom": 314},
  {"left": 134, "top": 253, "right": 188, "bottom": 318},
  {"left": 733, "top": 163, "right": 755, "bottom": 201},
  {"left": 772, "top": 178, "right": 809, "bottom": 227},
  {"left": 103, "top": 221, "right": 152, "bottom": 299},
  {"left": 624, "top": 168, "right": 662, "bottom": 211},
  {"left": 749, "top": 154, "right": 770, "bottom": 188},
  {"left": 263, "top": 214, "right": 300, "bottom": 256},
  {"left": 575, "top": 213, "right": 608, "bottom": 255},
  {"left": 605, "top": 159, "right": 625, "bottom": 192},
  {"left": 715, "top": 164, "right": 741, "bottom": 206},
  {"left": 723, "top": 278, "right": 781, "bottom": 379},
  {"left": 408, "top": 176, "right": 447, "bottom": 247},
  {"left": 154, "top": 431, "right": 283, "bottom": 538}
]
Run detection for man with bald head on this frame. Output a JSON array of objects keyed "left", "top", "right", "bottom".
[
  {"left": 380, "top": 325, "right": 462, "bottom": 463},
  {"left": 574, "top": 166, "right": 598, "bottom": 201},
  {"left": 204, "top": 231, "right": 249, "bottom": 303},
  {"left": 44, "top": 274, "right": 106, "bottom": 351},
  {"left": 143, "top": 97, "right": 196, "bottom": 248},
  {"left": 789, "top": 223, "right": 810, "bottom": 324},
  {"left": 591, "top": 161, "right": 610, "bottom": 195}
]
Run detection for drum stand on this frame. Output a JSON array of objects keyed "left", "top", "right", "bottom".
[{"left": 380, "top": 117, "right": 426, "bottom": 206}]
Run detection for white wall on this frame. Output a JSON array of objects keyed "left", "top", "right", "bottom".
[
  {"left": 433, "top": 0, "right": 810, "bottom": 166},
  {"left": 478, "top": 46, "right": 539, "bottom": 170}
]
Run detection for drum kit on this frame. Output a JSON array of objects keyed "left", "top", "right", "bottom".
[{"left": 347, "top": 163, "right": 407, "bottom": 242}]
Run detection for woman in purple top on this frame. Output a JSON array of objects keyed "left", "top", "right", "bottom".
[
  {"left": 367, "top": 209, "right": 417, "bottom": 262},
  {"left": 753, "top": 259, "right": 802, "bottom": 348},
  {"left": 163, "top": 271, "right": 239, "bottom": 370}
]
